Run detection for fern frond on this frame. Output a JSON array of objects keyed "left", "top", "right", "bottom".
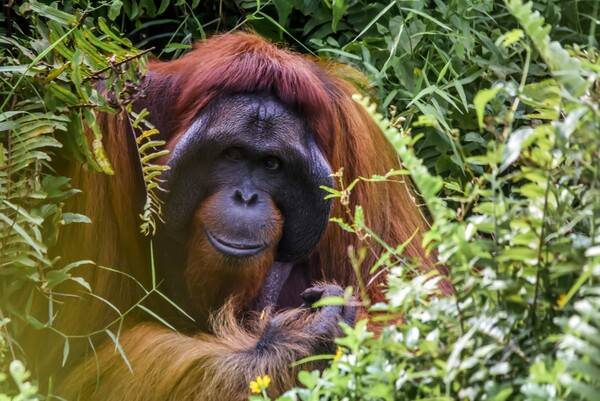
[
  {"left": 558, "top": 272, "right": 600, "bottom": 400},
  {"left": 505, "top": 0, "right": 589, "bottom": 97},
  {"left": 129, "top": 110, "right": 169, "bottom": 236},
  {"left": 352, "top": 94, "right": 447, "bottom": 220}
]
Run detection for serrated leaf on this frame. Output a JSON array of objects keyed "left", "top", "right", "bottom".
[{"left": 330, "top": 217, "right": 354, "bottom": 233}]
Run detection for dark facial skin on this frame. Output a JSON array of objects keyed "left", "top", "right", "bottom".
[
  {"left": 163, "top": 93, "right": 333, "bottom": 261},
  {"left": 153, "top": 94, "right": 333, "bottom": 322}
]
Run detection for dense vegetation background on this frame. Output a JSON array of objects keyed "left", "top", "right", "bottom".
[{"left": 1, "top": 0, "right": 599, "bottom": 399}]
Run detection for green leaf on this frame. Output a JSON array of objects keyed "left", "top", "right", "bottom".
[
  {"left": 46, "top": 82, "right": 80, "bottom": 106},
  {"left": 500, "top": 127, "right": 535, "bottom": 172},
  {"left": 273, "top": 0, "right": 294, "bottom": 26},
  {"left": 330, "top": 217, "right": 354, "bottom": 233},
  {"left": 138, "top": 305, "right": 176, "bottom": 331},
  {"left": 297, "top": 370, "right": 320, "bottom": 389},
  {"left": 312, "top": 296, "right": 346, "bottom": 308},
  {"left": 28, "top": 0, "right": 77, "bottom": 26},
  {"left": 108, "top": 0, "right": 124, "bottom": 21},
  {"left": 498, "top": 29, "right": 524, "bottom": 48},
  {"left": 62, "top": 339, "right": 70, "bottom": 367},
  {"left": 61, "top": 213, "right": 92, "bottom": 225},
  {"left": 157, "top": 0, "right": 170, "bottom": 14},
  {"left": 331, "top": 0, "right": 348, "bottom": 32},
  {"left": 474, "top": 85, "right": 502, "bottom": 132},
  {"left": 105, "top": 330, "right": 133, "bottom": 373}
]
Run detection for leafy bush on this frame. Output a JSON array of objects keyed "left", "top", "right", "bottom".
[
  {"left": 1, "top": 0, "right": 599, "bottom": 400},
  {"left": 0, "top": 1, "right": 148, "bottom": 398},
  {"left": 249, "top": 1, "right": 600, "bottom": 400}
]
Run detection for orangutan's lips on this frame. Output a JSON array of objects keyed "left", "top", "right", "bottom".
[{"left": 206, "top": 230, "right": 266, "bottom": 258}]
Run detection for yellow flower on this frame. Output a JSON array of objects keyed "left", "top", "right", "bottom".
[
  {"left": 557, "top": 294, "right": 568, "bottom": 308},
  {"left": 249, "top": 375, "right": 271, "bottom": 394},
  {"left": 249, "top": 381, "right": 261, "bottom": 394},
  {"left": 258, "top": 375, "right": 271, "bottom": 388},
  {"left": 333, "top": 346, "right": 343, "bottom": 362}
]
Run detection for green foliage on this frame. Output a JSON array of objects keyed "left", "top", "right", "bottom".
[
  {"left": 0, "top": 0, "right": 161, "bottom": 397},
  {"left": 0, "top": 319, "right": 39, "bottom": 400},
  {"left": 242, "top": 1, "right": 600, "bottom": 400}
]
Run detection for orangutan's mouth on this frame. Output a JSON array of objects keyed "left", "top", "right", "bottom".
[{"left": 206, "top": 230, "right": 266, "bottom": 258}]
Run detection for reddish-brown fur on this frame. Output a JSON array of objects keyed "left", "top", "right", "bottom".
[
  {"left": 184, "top": 197, "right": 283, "bottom": 324},
  {"left": 19, "top": 33, "right": 448, "bottom": 401}
]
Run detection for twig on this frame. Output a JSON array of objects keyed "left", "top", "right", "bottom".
[{"left": 83, "top": 47, "right": 155, "bottom": 83}]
